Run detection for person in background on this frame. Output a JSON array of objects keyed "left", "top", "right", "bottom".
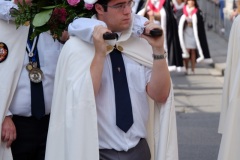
[
  {"left": 138, "top": 0, "right": 183, "bottom": 72},
  {"left": 172, "top": 0, "right": 185, "bottom": 25},
  {"left": 230, "top": 0, "right": 240, "bottom": 20},
  {"left": 138, "top": 0, "right": 169, "bottom": 61},
  {"left": 132, "top": 0, "right": 145, "bottom": 13},
  {"left": 178, "top": 0, "right": 212, "bottom": 75},
  {"left": 219, "top": 0, "right": 225, "bottom": 33},
  {"left": 217, "top": 14, "right": 240, "bottom": 160},
  {"left": 0, "top": 0, "right": 67, "bottom": 159},
  {"left": 165, "top": 0, "right": 183, "bottom": 71},
  {"left": 214, "top": 0, "right": 225, "bottom": 33}
]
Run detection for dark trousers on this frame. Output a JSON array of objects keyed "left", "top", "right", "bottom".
[
  {"left": 99, "top": 138, "right": 151, "bottom": 160},
  {"left": 11, "top": 115, "right": 50, "bottom": 160}
]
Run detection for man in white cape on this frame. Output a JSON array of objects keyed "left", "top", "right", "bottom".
[
  {"left": 0, "top": 14, "right": 29, "bottom": 160},
  {"left": 217, "top": 15, "right": 240, "bottom": 160},
  {"left": 0, "top": 1, "right": 65, "bottom": 159},
  {"left": 45, "top": 0, "right": 178, "bottom": 159}
]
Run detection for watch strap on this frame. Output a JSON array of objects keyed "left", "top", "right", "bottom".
[{"left": 152, "top": 53, "right": 167, "bottom": 60}]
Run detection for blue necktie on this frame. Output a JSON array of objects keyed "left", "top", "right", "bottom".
[
  {"left": 27, "top": 29, "right": 45, "bottom": 119},
  {"left": 110, "top": 48, "right": 133, "bottom": 132}
]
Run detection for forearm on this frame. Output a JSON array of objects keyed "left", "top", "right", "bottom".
[
  {"left": 90, "top": 25, "right": 110, "bottom": 95},
  {"left": 90, "top": 54, "right": 105, "bottom": 96},
  {"left": 147, "top": 52, "right": 171, "bottom": 103},
  {"left": 138, "top": 21, "right": 170, "bottom": 102}
]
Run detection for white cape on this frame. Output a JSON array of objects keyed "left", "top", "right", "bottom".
[
  {"left": 45, "top": 17, "right": 178, "bottom": 160},
  {"left": 217, "top": 16, "right": 240, "bottom": 160},
  {"left": 0, "top": 19, "right": 29, "bottom": 160}
]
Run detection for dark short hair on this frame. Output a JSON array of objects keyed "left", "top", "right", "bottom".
[{"left": 93, "top": 0, "right": 111, "bottom": 14}]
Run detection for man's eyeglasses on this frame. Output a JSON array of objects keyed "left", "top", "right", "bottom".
[{"left": 102, "top": 0, "right": 135, "bottom": 11}]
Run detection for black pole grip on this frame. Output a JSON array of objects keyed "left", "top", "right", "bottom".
[
  {"left": 103, "top": 28, "right": 163, "bottom": 40},
  {"left": 103, "top": 32, "right": 117, "bottom": 40},
  {"left": 149, "top": 28, "right": 163, "bottom": 37}
]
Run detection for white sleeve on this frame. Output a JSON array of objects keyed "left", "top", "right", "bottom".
[
  {"left": 68, "top": 17, "right": 106, "bottom": 44},
  {"left": 0, "top": 1, "right": 17, "bottom": 21},
  {"left": 132, "top": 14, "right": 148, "bottom": 37},
  {"left": 5, "top": 110, "right": 12, "bottom": 116}
]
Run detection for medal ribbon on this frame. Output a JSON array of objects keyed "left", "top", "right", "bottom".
[
  {"left": 26, "top": 29, "right": 45, "bottom": 119},
  {"left": 26, "top": 36, "right": 39, "bottom": 65}
]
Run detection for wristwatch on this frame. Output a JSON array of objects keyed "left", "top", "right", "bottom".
[{"left": 152, "top": 53, "right": 167, "bottom": 60}]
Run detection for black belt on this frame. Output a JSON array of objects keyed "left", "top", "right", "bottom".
[
  {"left": 13, "top": 114, "right": 50, "bottom": 120},
  {"left": 99, "top": 138, "right": 151, "bottom": 160},
  {"left": 100, "top": 138, "right": 146, "bottom": 152}
]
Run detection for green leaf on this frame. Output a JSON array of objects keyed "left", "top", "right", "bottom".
[
  {"left": 32, "top": 9, "right": 53, "bottom": 27},
  {"left": 42, "top": 5, "right": 57, "bottom": 9}
]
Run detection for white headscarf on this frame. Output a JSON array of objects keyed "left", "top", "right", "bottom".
[{"left": 84, "top": 0, "right": 97, "bottom": 4}]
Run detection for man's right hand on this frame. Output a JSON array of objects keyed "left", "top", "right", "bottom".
[
  {"left": 91, "top": 25, "right": 111, "bottom": 96},
  {"left": 1, "top": 116, "right": 16, "bottom": 148},
  {"left": 93, "top": 25, "right": 112, "bottom": 57}
]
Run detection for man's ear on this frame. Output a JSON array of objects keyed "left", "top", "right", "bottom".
[{"left": 95, "top": 4, "right": 105, "bottom": 15}]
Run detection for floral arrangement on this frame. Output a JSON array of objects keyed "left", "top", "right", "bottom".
[{"left": 10, "top": 0, "right": 95, "bottom": 39}]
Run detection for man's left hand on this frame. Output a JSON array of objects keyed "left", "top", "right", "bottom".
[{"left": 140, "top": 21, "right": 165, "bottom": 54}]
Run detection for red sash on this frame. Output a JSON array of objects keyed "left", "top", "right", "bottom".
[
  {"left": 183, "top": 5, "right": 198, "bottom": 17},
  {"left": 148, "top": 0, "right": 166, "bottom": 13}
]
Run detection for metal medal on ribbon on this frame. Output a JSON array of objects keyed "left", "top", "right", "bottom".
[
  {"left": 28, "top": 52, "right": 34, "bottom": 57},
  {"left": 26, "top": 62, "right": 33, "bottom": 71},
  {"left": 29, "top": 67, "right": 43, "bottom": 83}
]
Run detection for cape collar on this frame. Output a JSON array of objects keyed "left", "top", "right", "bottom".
[{"left": 183, "top": 5, "right": 198, "bottom": 17}]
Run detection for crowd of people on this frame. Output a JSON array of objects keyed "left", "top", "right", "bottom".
[{"left": 0, "top": 0, "right": 239, "bottom": 160}]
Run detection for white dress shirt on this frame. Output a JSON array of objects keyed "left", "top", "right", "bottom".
[
  {"left": 96, "top": 53, "right": 152, "bottom": 151},
  {"left": 8, "top": 32, "right": 62, "bottom": 116}
]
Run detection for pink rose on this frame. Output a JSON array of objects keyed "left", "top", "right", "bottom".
[
  {"left": 84, "top": 3, "right": 94, "bottom": 10},
  {"left": 67, "top": 0, "right": 81, "bottom": 6}
]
